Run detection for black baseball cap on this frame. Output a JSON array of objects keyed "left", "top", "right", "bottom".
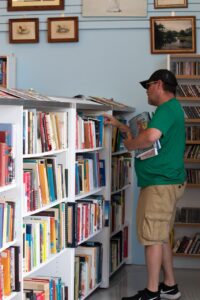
[{"left": 140, "top": 69, "right": 178, "bottom": 89}]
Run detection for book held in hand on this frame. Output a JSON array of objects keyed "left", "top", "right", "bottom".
[{"left": 129, "top": 112, "right": 161, "bottom": 160}]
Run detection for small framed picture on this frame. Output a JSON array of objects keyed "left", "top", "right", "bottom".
[
  {"left": 47, "top": 17, "right": 79, "bottom": 43},
  {"left": 7, "top": 0, "right": 64, "bottom": 11},
  {"left": 154, "top": 0, "right": 188, "bottom": 8},
  {"left": 9, "top": 18, "right": 39, "bottom": 43},
  {"left": 150, "top": 16, "right": 196, "bottom": 54}
]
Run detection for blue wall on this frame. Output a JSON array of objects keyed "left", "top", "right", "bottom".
[{"left": 0, "top": 0, "right": 200, "bottom": 264}]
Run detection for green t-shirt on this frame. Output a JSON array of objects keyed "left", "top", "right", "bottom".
[{"left": 135, "top": 98, "right": 186, "bottom": 187}]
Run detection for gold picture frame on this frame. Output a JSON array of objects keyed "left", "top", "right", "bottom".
[
  {"left": 154, "top": 0, "right": 188, "bottom": 8},
  {"left": 8, "top": 0, "right": 64, "bottom": 11},
  {"left": 150, "top": 16, "right": 196, "bottom": 54},
  {"left": 47, "top": 17, "right": 79, "bottom": 43},
  {"left": 9, "top": 18, "right": 39, "bottom": 44}
]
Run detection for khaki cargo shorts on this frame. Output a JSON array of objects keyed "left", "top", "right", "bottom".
[{"left": 137, "top": 183, "right": 186, "bottom": 245}]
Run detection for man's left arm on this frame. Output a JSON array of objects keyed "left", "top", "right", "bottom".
[{"left": 123, "top": 128, "right": 162, "bottom": 151}]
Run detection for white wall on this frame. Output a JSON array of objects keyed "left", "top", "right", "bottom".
[{"left": 0, "top": 0, "right": 200, "bottom": 264}]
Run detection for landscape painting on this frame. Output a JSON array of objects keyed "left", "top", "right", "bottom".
[{"left": 150, "top": 16, "right": 196, "bottom": 54}]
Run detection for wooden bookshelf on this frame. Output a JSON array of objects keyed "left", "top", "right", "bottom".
[
  {"left": 186, "top": 141, "right": 200, "bottom": 145},
  {"left": 168, "top": 54, "right": 200, "bottom": 267},
  {"left": 177, "top": 97, "right": 200, "bottom": 101},
  {"left": 174, "top": 223, "right": 200, "bottom": 228},
  {"left": 173, "top": 253, "right": 200, "bottom": 258},
  {"left": 185, "top": 159, "right": 200, "bottom": 163},
  {"left": 185, "top": 119, "right": 200, "bottom": 123}
]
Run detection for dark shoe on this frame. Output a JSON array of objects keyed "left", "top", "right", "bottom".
[
  {"left": 122, "top": 288, "right": 160, "bottom": 300},
  {"left": 159, "top": 282, "right": 181, "bottom": 299}
]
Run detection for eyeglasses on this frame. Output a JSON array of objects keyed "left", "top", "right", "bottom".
[{"left": 146, "top": 81, "right": 158, "bottom": 88}]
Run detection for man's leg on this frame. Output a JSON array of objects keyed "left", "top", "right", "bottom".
[
  {"left": 145, "top": 244, "right": 162, "bottom": 292},
  {"left": 159, "top": 239, "right": 181, "bottom": 299},
  {"left": 161, "top": 240, "right": 175, "bottom": 286}
]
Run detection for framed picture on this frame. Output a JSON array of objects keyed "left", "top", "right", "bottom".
[
  {"left": 9, "top": 18, "right": 39, "bottom": 44},
  {"left": 82, "top": 0, "right": 147, "bottom": 17},
  {"left": 150, "top": 16, "right": 196, "bottom": 54},
  {"left": 47, "top": 17, "right": 79, "bottom": 43},
  {"left": 7, "top": 0, "right": 64, "bottom": 11},
  {"left": 154, "top": 0, "right": 188, "bottom": 8}
]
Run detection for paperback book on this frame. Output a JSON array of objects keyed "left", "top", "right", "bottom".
[{"left": 129, "top": 112, "right": 161, "bottom": 160}]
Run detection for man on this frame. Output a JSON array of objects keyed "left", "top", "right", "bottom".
[{"left": 104, "top": 69, "right": 186, "bottom": 300}]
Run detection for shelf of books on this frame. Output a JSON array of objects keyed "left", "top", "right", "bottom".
[
  {"left": 109, "top": 110, "right": 135, "bottom": 278},
  {"left": 168, "top": 54, "right": 200, "bottom": 268}
]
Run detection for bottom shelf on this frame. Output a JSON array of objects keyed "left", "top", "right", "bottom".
[
  {"left": 4, "top": 292, "right": 19, "bottom": 300},
  {"left": 110, "top": 259, "right": 126, "bottom": 277},
  {"left": 81, "top": 282, "right": 102, "bottom": 300}
]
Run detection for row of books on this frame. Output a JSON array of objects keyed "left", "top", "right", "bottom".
[
  {"left": 112, "top": 156, "right": 132, "bottom": 192},
  {"left": 183, "top": 106, "right": 200, "bottom": 119},
  {"left": 75, "top": 154, "right": 105, "bottom": 195},
  {"left": 175, "top": 207, "right": 200, "bottom": 223},
  {"left": 23, "top": 203, "right": 65, "bottom": 273},
  {"left": 0, "top": 246, "right": 20, "bottom": 298},
  {"left": 66, "top": 197, "right": 103, "bottom": 247},
  {"left": 23, "top": 158, "right": 68, "bottom": 213},
  {"left": 173, "top": 233, "right": 200, "bottom": 255},
  {"left": 0, "top": 123, "right": 15, "bottom": 187},
  {"left": 184, "top": 145, "right": 200, "bottom": 160},
  {"left": 186, "top": 125, "right": 200, "bottom": 141},
  {"left": 74, "top": 242, "right": 102, "bottom": 299},
  {"left": 111, "top": 191, "right": 125, "bottom": 234},
  {"left": 24, "top": 276, "right": 66, "bottom": 300},
  {"left": 186, "top": 169, "right": 200, "bottom": 184},
  {"left": 0, "top": 87, "right": 52, "bottom": 101},
  {"left": 23, "top": 110, "right": 68, "bottom": 154},
  {"left": 0, "top": 200, "right": 15, "bottom": 248},
  {"left": 76, "top": 113, "right": 104, "bottom": 149},
  {"left": 177, "top": 84, "right": 200, "bottom": 97},
  {"left": 171, "top": 61, "right": 200, "bottom": 76},
  {"left": 110, "top": 231, "right": 123, "bottom": 274},
  {"left": 0, "top": 59, "right": 6, "bottom": 87},
  {"left": 112, "top": 117, "right": 127, "bottom": 152},
  {"left": 74, "top": 95, "right": 130, "bottom": 110}
]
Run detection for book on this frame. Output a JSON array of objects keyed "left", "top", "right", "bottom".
[
  {"left": 0, "top": 248, "right": 11, "bottom": 296},
  {"left": 129, "top": 112, "right": 161, "bottom": 160}
]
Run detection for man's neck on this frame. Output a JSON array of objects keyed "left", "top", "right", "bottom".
[{"left": 157, "top": 92, "right": 175, "bottom": 106}]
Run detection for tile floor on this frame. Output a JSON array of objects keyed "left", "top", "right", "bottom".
[{"left": 87, "top": 265, "right": 200, "bottom": 300}]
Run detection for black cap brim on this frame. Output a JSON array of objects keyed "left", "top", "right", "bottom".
[{"left": 140, "top": 80, "right": 149, "bottom": 89}]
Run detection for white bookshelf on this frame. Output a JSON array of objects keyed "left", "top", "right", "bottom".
[
  {"left": 0, "top": 104, "right": 23, "bottom": 299},
  {"left": 109, "top": 109, "right": 135, "bottom": 278},
  {"left": 0, "top": 95, "right": 135, "bottom": 299}
]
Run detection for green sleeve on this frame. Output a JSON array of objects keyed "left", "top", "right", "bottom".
[{"left": 148, "top": 106, "right": 175, "bottom": 136}]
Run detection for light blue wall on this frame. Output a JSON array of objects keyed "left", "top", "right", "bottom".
[{"left": 1, "top": 0, "right": 200, "bottom": 264}]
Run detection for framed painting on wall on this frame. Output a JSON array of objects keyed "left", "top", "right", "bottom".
[
  {"left": 9, "top": 18, "right": 39, "bottom": 43},
  {"left": 82, "top": 0, "right": 147, "bottom": 17},
  {"left": 150, "top": 16, "right": 196, "bottom": 54},
  {"left": 47, "top": 17, "right": 79, "bottom": 43},
  {"left": 7, "top": 0, "right": 64, "bottom": 11},
  {"left": 154, "top": 0, "right": 188, "bottom": 8}
]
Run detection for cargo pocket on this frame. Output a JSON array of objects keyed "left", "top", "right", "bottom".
[{"left": 143, "top": 212, "right": 171, "bottom": 242}]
